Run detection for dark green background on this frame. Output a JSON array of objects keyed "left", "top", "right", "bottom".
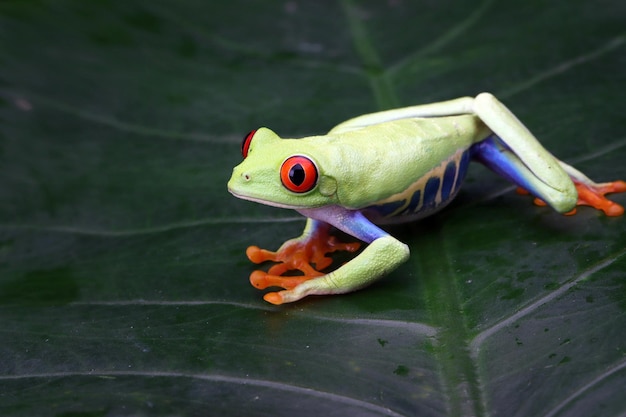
[{"left": 1, "top": 1, "right": 625, "bottom": 416}]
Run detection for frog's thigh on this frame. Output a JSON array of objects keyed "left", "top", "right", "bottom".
[
  {"left": 472, "top": 136, "right": 577, "bottom": 213},
  {"left": 275, "top": 235, "right": 409, "bottom": 303},
  {"left": 471, "top": 93, "right": 576, "bottom": 198}
]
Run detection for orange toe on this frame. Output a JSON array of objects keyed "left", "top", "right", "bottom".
[
  {"left": 263, "top": 292, "right": 284, "bottom": 305},
  {"left": 249, "top": 270, "right": 270, "bottom": 289},
  {"left": 250, "top": 270, "right": 315, "bottom": 290},
  {"left": 575, "top": 180, "right": 625, "bottom": 217},
  {"left": 244, "top": 224, "right": 361, "bottom": 302},
  {"left": 246, "top": 246, "right": 274, "bottom": 264},
  {"left": 517, "top": 180, "right": 625, "bottom": 216}
]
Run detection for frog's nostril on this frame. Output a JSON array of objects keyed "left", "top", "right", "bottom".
[{"left": 243, "top": 173, "right": 251, "bottom": 181}]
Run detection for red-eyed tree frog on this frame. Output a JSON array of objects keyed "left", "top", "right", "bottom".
[{"left": 227, "top": 93, "right": 626, "bottom": 305}]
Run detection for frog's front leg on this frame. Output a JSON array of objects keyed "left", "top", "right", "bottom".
[
  {"left": 252, "top": 207, "right": 409, "bottom": 305},
  {"left": 247, "top": 218, "right": 361, "bottom": 295}
]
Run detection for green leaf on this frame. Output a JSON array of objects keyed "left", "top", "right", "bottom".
[{"left": 1, "top": 0, "right": 625, "bottom": 416}]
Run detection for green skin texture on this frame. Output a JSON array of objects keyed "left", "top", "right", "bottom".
[{"left": 228, "top": 93, "right": 580, "bottom": 304}]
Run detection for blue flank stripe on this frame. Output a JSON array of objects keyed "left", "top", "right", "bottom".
[
  {"left": 372, "top": 199, "right": 406, "bottom": 217},
  {"left": 402, "top": 189, "right": 422, "bottom": 215},
  {"left": 455, "top": 150, "right": 470, "bottom": 191},
  {"left": 422, "top": 176, "right": 441, "bottom": 210},
  {"left": 441, "top": 160, "right": 457, "bottom": 202},
  {"left": 366, "top": 149, "right": 471, "bottom": 219}
]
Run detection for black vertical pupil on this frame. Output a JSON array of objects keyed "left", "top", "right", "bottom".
[{"left": 289, "top": 164, "right": 305, "bottom": 185}]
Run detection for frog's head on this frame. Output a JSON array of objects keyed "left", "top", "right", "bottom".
[{"left": 227, "top": 128, "right": 338, "bottom": 209}]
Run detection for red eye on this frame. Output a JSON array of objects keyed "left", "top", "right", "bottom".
[
  {"left": 280, "top": 156, "right": 318, "bottom": 193},
  {"left": 241, "top": 129, "right": 256, "bottom": 158}
]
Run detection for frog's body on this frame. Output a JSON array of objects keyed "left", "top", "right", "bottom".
[
  {"left": 325, "top": 115, "right": 485, "bottom": 223},
  {"left": 228, "top": 93, "right": 626, "bottom": 305}
]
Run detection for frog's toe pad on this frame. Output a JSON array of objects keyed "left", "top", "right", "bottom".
[
  {"left": 246, "top": 246, "right": 274, "bottom": 264},
  {"left": 517, "top": 180, "right": 626, "bottom": 216},
  {"left": 575, "top": 180, "right": 626, "bottom": 216},
  {"left": 250, "top": 270, "right": 314, "bottom": 290},
  {"left": 263, "top": 288, "right": 314, "bottom": 305},
  {"left": 263, "top": 292, "right": 285, "bottom": 305}
]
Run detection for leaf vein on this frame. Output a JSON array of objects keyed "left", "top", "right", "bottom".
[
  {"left": 387, "top": 0, "right": 495, "bottom": 77},
  {"left": 469, "top": 247, "right": 626, "bottom": 357},
  {"left": 0, "top": 370, "right": 409, "bottom": 417},
  {"left": 499, "top": 34, "right": 626, "bottom": 99},
  {"left": 0, "top": 216, "right": 304, "bottom": 237},
  {"left": 541, "top": 357, "right": 626, "bottom": 417}
]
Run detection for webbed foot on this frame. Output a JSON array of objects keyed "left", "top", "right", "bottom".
[
  {"left": 518, "top": 179, "right": 626, "bottom": 216},
  {"left": 246, "top": 225, "right": 361, "bottom": 304},
  {"left": 571, "top": 180, "right": 626, "bottom": 216}
]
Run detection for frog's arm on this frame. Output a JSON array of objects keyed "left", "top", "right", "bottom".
[
  {"left": 249, "top": 206, "right": 409, "bottom": 305},
  {"left": 247, "top": 217, "right": 360, "bottom": 278}
]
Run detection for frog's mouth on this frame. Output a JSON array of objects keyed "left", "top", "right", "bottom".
[{"left": 227, "top": 186, "right": 305, "bottom": 210}]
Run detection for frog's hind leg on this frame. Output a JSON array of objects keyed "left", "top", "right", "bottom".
[
  {"left": 470, "top": 93, "right": 625, "bottom": 216},
  {"left": 471, "top": 135, "right": 575, "bottom": 212},
  {"left": 525, "top": 161, "right": 626, "bottom": 216},
  {"left": 472, "top": 135, "right": 626, "bottom": 216}
]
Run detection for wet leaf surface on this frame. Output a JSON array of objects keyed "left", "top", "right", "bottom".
[{"left": 1, "top": 1, "right": 625, "bottom": 416}]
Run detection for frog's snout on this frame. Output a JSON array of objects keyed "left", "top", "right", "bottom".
[
  {"left": 233, "top": 166, "right": 251, "bottom": 182},
  {"left": 227, "top": 166, "right": 250, "bottom": 193}
]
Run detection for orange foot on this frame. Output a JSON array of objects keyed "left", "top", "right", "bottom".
[
  {"left": 245, "top": 225, "right": 360, "bottom": 303},
  {"left": 517, "top": 179, "right": 626, "bottom": 216}
]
